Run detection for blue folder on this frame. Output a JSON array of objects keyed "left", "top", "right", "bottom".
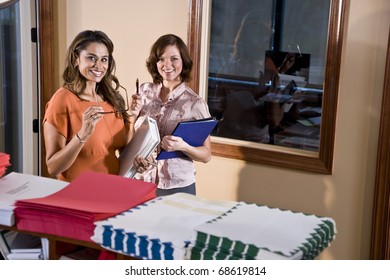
[{"left": 156, "top": 118, "right": 218, "bottom": 160}]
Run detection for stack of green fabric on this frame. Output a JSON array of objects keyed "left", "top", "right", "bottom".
[{"left": 188, "top": 203, "right": 336, "bottom": 260}]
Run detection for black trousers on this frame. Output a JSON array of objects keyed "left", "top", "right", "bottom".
[{"left": 156, "top": 182, "right": 196, "bottom": 197}]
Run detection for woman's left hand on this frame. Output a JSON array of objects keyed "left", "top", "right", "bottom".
[
  {"left": 134, "top": 155, "right": 155, "bottom": 173},
  {"left": 161, "top": 135, "right": 187, "bottom": 153}
]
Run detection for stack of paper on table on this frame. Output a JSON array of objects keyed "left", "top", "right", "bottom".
[
  {"left": 91, "top": 193, "right": 238, "bottom": 260},
  {"left": 15, "top": 171, "right": 157, "bottom": 242},
  {"left": 188, "top": 203, "right": 336, "bottom": 260},
  {"left": 0, "top": 172, "right": 68, "bottom": 226},
  {"left": 92, "top": 193, "right": 336, "bottom": 260},
  {"left": 0, "top": 230, "right": 45, "bottom": 260},
  {"left": 6, "top": 249, "right": 44, "bottom": 260}
]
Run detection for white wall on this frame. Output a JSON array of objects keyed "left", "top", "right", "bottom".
[{"left": 58, "top": 0, "right": 390, "bottom": 259}]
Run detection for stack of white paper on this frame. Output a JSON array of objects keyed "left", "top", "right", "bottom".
[{"left": 0, "top": 230, "right": 46, "bottom": 260}]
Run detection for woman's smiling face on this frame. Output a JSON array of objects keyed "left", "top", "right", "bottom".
[
  {"left": 75, "top": 42, "right": 109, "bottom": 83},
  {"left": 157, "top": 44, "right": 183, "bottom": 84}
]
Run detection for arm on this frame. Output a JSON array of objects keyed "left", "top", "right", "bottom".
[
  {"left": 125, "top": 92, "right": 143, "bottom": 144},
  {"left": 44, "top": 105, "right": 103, "bottom": 177},
  {"left": 160, "top": 135, "right": 212, "bottom": 163},
  {"left": 134, "top": 134, "right": 212, "bottom": 174},
  {"left": 44, "top": 122, "right": 83, "bottom": 176},
  {"left": 164, "top": 95, "right": 212, "bottom": 163},
  {"left": 125, "top": 115, "right": 137, "bottom": 144}
]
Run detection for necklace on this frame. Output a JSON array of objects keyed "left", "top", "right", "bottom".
[
  {"left": 93, "top": 91, "right": 114, "bottom": 144},
  {"left": 93, "top": 84, "right": 100, "bottom": 105},
  {"left": 94, "top": 92, "right": 100, "bottom": 106}
]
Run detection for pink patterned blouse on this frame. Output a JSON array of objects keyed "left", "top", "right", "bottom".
[{"left": 134, "top": 82, "right": 211, "bottom": 190}]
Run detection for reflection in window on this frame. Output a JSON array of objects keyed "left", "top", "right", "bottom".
[{"left": 207, "top": 0, "right": 330, "bottom": 151}]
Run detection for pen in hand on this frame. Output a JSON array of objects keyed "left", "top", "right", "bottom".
[{"left": 136, "top": 78, "right": 139, "bottom": 93}]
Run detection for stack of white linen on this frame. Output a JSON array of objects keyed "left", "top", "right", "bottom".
[
  {"left": 188, "top": 203, "right": 336, "bottom": 260},
  {"left": 91, "top": 193, "right": 336, "bottom": 260},
  {"left": 91, "top": 193, "right": 238, "bottom": 260}
]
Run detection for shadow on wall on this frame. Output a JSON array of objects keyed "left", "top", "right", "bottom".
[
  {"left": 235, "top": 163, "right": 328, "bottom": 214},
  {"left": 235, "top": 162, "right": 337, "bottom": 259}
]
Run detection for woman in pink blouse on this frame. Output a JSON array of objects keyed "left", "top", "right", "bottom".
[{"left": 130, "top": 34, "right": 212, "bottom": 196}]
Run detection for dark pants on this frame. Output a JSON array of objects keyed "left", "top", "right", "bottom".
[{"left": 156, "top": 182, "right": 196, "bottom": 197}]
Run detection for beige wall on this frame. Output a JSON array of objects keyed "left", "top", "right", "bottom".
[
  {"left": 57, "top": 0, "right": 390, "bottom": 259},
  {"left": 57, "top": 0, "right": 189, "bottom": 91}
]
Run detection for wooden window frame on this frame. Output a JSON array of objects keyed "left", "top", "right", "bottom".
[{"left": 187, "top": 0, "right": 348, "bottom": 174}]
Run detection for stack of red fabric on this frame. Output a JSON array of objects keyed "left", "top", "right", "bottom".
[
  {"left": 0, "top": 152, "right": 11, "bottom": 178},
  {"left": 14, "top": 172, "right": 157, "bottom": 242}
]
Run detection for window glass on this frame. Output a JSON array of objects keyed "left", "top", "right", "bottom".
[
  {"left": 0, "top": 0, "right": 23, "bottom": 173},
  {"left": 207, "top": 0, "right": 330, "bottom": 151}
]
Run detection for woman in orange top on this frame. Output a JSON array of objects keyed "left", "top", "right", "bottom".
[{"left": 43, "top": 30, "right": 135, "bottom": 182}]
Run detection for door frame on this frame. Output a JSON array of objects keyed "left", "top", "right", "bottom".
[
  {"left": 37, "top": 0, "right": 55, "bottom": 178},
  {"left": 370, "top": 29, "right": 390, "bottom": 259}
]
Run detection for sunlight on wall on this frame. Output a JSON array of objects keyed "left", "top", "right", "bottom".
[{"left": 323, "top": 177, "right": 336, "bottom": 211}]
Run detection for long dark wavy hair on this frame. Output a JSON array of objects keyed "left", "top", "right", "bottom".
[
  {"left": 146, "top": 34, "right": 193, "bottom": 84},
  {"left": 62, "top": 30, "right": 129, "bottom": 120}
]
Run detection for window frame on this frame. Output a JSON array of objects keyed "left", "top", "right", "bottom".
[{"left": 187, "top": 0, "right": 348, "bottom": 174}]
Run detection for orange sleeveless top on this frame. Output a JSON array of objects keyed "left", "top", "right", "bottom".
[{"left": 43, "top": 87, "right": 129, "bottom": 182}]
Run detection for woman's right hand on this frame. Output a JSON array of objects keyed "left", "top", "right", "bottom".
[
  {"left": 130, "top": 93, "right": 142, "bottom": 117},
  {"left": 77, "top": 106, "right": 104, "bottom": 142}
]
